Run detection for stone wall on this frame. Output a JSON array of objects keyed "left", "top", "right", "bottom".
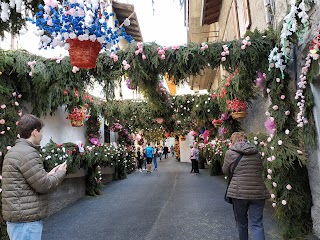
[
  {"left": 47, "top": 167, "right": 115, "bottom": 217},
  {"left": 47, "top": 170, "right": 86, "bottom": 216}
]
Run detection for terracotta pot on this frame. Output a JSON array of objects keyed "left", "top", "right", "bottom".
[
  {"left": 71, "top": 120, "right": 84, "bottom": 127},
  {"left": 231, "top": 111, "right": 247, "bottom": 120},
  {"left": 67, "top": 39, "right": 102, "bottom": 69}
]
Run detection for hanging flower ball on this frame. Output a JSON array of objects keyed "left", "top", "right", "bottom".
[
  {"left": 281, "top": 200, "right": 287, "bottom": 205},
  {"left": 272, "top": 202, "right": 276, "bottom": 208}
]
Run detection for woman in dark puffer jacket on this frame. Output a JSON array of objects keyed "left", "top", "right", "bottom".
[{"left": 223, "top": 132, "right": 270, "bottom": 240}]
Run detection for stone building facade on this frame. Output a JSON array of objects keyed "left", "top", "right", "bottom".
[{"left": 187, "top": 0, "right": 320, "bottom": 237}]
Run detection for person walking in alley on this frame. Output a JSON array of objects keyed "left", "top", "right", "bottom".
[
  {"left": 2, "top": 114, "right": 67, "bottom": 240},
  {"left": 144, "top": 143, "right": 154, "bottom": 173},
  {"left": 222, "top": 132, "right": 270, "bottom": 240},
  {"left": 136, "top": 147, "right": 143, "bottom": 172},
  {"left": 163, "top": 145, "right": 169, "bottom": 159},
  {"left": 153, "top": 145, "right": 158, "bottom": 170},
  {"left": 170, "top": 145, "right": 174, "bottom": 156},
  {"left": 190, "top": 142, "right": 199, "bottom": 174}
]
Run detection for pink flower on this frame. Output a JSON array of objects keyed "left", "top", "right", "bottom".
[
  {"left": 142, "top": 55, "right": 146, "bottom": 60},
  {"left": 280, "top": 95, "right": 286, "bottom": 100},
  {"left": 264, "top": 118, "right": 276, "bottom": 135},
  {"left": 221, "top": 57, "right": 226, "bottom": 61},
  {"left": 272, "top": 202, "right": 276, "bottom": 208},
  {"left": 12, "top": 92, "right": 17, "bottom": 97},
  {"left": 0, "top": 119, "right": 5, "bottom": 124},
  {"left": 241, "top": 45, "right": 246, "bottom": 50},
  {"left": 0, "top": 131, "right": 5, "bottom": 134},
  {"left": 14, "top": 102, "right": 19, "bottom": 106},
  {"left": 6, "top": 127, "right": 10, "bottom": 131},
  {"left": 272, "top": 105, "right": 278, "bottom": 110},
  {"left": 18, "top": 94, "right": 22, "bottom": 98},
  {"left": 278, "top": 140, "right": 283, "bottom": 145},
  {"left": 1, "top": 104, "right": 6, "bottom": 109},
  {"left": 286, "top": 184, "right": 292, "bottom": 190},
  {"left": 285, "top": 110, "right": 290, "bottom": 116},
  {"left": 6, "top": 146, "right": 11, "bottom": 150},
  {"left": 161, "top": 54, "right": 166, "bottom": 60},
  {"left": 271, "top": 194, "right": 275, "bottom": 198},
  {"left": 135, "top": 50, "right": 140, "bottom": 55},
  {"left": 47, "top": 18, "right": 53, "bottom": 26}
]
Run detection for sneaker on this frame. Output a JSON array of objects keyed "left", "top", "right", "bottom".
[{"left": 139, "top": 169, "right": 142, "bottom": 172}]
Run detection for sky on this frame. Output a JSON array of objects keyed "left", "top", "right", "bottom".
[{"left": 120, "top": 0, "right": 187, "bottom": 46}]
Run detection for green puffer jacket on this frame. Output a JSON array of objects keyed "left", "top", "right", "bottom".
[
  {"left": 222, "top": 142, "right": 270, "bottom": 200},
  {"left": 2, "top": 138, "right": 66, "bottom": 222}
]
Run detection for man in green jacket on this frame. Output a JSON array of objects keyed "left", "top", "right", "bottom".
[{"left": 2, "top": 114, "right": 67, "bottom": 240}]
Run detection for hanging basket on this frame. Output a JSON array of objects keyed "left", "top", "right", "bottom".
[
  {"left": 71, "top": 120, "right": 84, "bottom": 127},
  {"left": 213, "top": 123, "right": 222, "bottom": 128},
  {"left": 231, "top": 111, "right": 247, "bottom": 120},
  {"left": 67, "top": 39, "right": 102, "bottom": 69}
]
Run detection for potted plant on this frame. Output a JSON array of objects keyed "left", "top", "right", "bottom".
[
  {"left": 66, "top": 106, "right": 89, "bottom": 127},
  {"left": 212, "top": 119, "right": 223, "bottom": 128},
  {"left": 30, "top": 0, "right": 133, "bottom": 69},
  {"left": 227, "top": 98, "right": 248, "bottom": 119}
]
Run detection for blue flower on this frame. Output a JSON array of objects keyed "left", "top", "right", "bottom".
[{"left": 29, "top": 1, "right": 133, "bottom": 51}]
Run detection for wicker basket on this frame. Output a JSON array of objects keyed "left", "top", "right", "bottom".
[
  {"left": 71, "top": 120, "right": 84, "bottom": 127},
  {"left": 231, "top": 111, "right": 247, "bottom": 120},
  {"left": 67, "top": 39, "right": 102, "bottom": 69}
]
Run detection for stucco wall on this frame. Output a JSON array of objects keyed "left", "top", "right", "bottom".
[{"left": 40, "top": 106, "right": 105, "bottom": 147}]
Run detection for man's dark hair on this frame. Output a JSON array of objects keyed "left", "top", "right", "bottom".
[{"left": 17, "top": 114, "right": 44, "bottom": 139}]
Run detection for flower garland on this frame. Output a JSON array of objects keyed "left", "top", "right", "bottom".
[{"left": 295, "top": 28, "right": 320, "bottom": 127}]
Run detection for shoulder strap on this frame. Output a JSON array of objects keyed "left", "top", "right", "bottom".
[{"left": 227, "top": 153, "right": 243, "bottom": 184}]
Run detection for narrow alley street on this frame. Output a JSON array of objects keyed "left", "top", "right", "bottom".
[{"left": 42, "top": 156, "right": 286, "bottom": 240}]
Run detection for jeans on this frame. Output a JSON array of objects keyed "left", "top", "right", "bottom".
[
  {"left": 7, "top": 220, "right": 43, "bottom": 240},
  {"left": 153, "top": 156, "right": 158, "bottom": 169},
  {"left": 143, "top": 158, "right": 147, "bottom": 169},
  {"left": 232, "top": 199, "right": 266, "bottom": 240}
]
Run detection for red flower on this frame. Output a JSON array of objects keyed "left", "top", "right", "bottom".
[{"left": 226, "top": 98, "right": 247, "bottom": 112}]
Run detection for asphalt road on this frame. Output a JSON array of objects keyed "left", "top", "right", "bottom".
[{"left": 42, "top": 156, "right": 313, "bottom": 240}]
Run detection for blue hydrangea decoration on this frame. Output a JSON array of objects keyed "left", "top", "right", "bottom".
[{"left": 29, "top": 0, "right": 133, "bottom": 52}]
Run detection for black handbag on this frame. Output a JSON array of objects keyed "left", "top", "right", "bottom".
[{"left": 224, "top": 153, "right": 243, "bottom": 204}]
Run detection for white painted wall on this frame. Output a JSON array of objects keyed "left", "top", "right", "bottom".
[
  {"left": 40, "top": 106, "right": 105, "bottom": 147},
  {"left": 179, "top": 133, "right": 194, "bottom": 162}
]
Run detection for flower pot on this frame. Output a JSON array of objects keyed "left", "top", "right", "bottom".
[
  {"left": 231, "top": 111, "right": 247, "bottom": 120},
  {"left": 67, "top": 39, "right": 102, "bottom": 69},
  {"left": 71, "top": 120, "right": 84, "bottom": 127},
  {"left": 213, "top": 123, "right": 222, "bottom": 128}
]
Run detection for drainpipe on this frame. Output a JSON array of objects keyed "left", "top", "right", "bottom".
[{"left": 264, "top": 0, "right": 273, "bottom": 27}]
